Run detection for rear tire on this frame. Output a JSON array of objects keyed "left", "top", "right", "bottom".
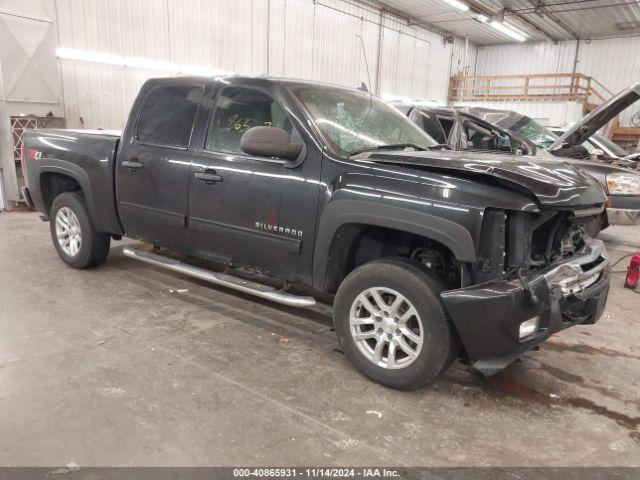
[
  {"left": 50, "top": 192, "right": 110, "bottom": 269},
  {"left": 333, "top": 258, "right": 458, "bottom": 390}
]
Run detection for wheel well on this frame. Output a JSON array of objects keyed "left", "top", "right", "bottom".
[
  {"left": 40, "top": 172, "right": 81, "bottom": 215},
  {"left": 324, "top": 224, "right": 460, "bottom": 294}
]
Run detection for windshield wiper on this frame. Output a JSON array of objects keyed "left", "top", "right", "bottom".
[
  {"left": 426, "top": 143, "right": 452, "bottom": 150},
  {"left": 348, "top": 142, "right": 429, "bottom": 157}
]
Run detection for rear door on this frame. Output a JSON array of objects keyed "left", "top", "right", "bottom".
[
  {"left": 116, "top": 82, "right": 204, "bottom": 251},
  {"left": 186, "top": 84, "right": 322, "bottom": 284}
]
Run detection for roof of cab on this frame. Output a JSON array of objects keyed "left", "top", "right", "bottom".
[{"left": 143, "top": 75, "right": 372, "bottom": 94}]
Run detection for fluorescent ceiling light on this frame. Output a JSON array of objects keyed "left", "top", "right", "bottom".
[
  {"left": 56, "top": 47, "right": 231, "bottom": 76},
  {"left": 57, "top": 48, "right": 124, "bottom": 66},
  {"left": 441, "top": 0, "right": 469, "bottom": 12},
  {"left": 488, "top": 20, "right": 527, "bottom": 41}
]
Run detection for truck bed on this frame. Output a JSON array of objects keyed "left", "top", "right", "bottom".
[{"left": 22, "top": 128, "right": 123, "bottom": 235}]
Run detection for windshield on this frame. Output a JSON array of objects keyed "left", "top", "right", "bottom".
[
  {"left": 592, "top": 133, "right": 629, "bottom": 157},
  {"left": 291, "top": 86, "right": 437, "bottom": 155},
  {"left": 552, "top": 128, "right": 598, "bottom": 154},
  {"left": 507, "top": 116, "right": 559, "bottom": 149}
]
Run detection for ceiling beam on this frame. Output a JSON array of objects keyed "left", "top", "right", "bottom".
[
  {"left": 527, "top": 0, "right": 580, "bottom": 39},
  {"left": 374, "top": 1, "right": 462, "bottom": 40},
  {"left": 503, "top": 8, "right": 558, "bottom": 42},
  {"left": 464, "top": 0, "right": 557, "bottom": 42}
]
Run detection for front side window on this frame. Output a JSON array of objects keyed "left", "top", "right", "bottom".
[
  {"left": 292, "top": 86, "right": 436, "bottom": 155},
  {"left": 410, "top": 109, "right": 446, "bottom": 144},
  {"left": 136, "top": 85, "right": 204, "bottom": 147},
  {"left": 463, "top": 120, "right": 499, "bottom": 150},
  {"left": 206, "top": 87, "right": 293, "bottom": 154},
  {"left": 437, "top": 116, "right": 455, "bottom": 138}
]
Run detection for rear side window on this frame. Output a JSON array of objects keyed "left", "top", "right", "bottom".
[{"left": 136, "top": 85, "right": 204, "bottom": 148}]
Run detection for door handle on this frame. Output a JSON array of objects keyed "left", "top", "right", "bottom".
[
  {"left": 195, "top": 170, "right": 223, "bottom": 184},
  {"left": 122, "top": 159, "right": 143, "bottom": 170}
]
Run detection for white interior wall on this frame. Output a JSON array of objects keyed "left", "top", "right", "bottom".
[
  {"left": 55, "top": 0, "right": 477, "bottom": 130},
  {"left": 470, "top": 36, "right": 640, "bottom": 127},
  {"left": 0, "top": 0, "right": 63, "bottom": 203},
  {"left": 0, "top": 0, "right": 63, "bottom": 117}
]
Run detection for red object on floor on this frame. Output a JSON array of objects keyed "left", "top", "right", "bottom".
[{"left": 625, "top": 253, "right": 640, "bottom": 289}]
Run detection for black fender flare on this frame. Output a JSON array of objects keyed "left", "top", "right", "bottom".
[
  {"left": 312, "top": 199, "right": 477, "bottom": 291},
  {"left": 36, "top": 162, "right": 102, "bottom": 230}
]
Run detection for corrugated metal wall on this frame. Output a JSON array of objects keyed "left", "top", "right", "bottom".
[
  {"left": 55, "top": 0, "right": 477, "bottom": 129},
  {"left": 577, "top": 36, "right": 640, "bottom": 127},
  {"left": 474, "top": 41, "right": 577, "bottom": 76},
  {"left": 471, "top": 36, "right": 640, "bottom": 126}
]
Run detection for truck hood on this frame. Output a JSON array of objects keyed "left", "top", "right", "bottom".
[
  {"left": 549, "top": 83, "right": 640, "bottom": 150},
  {"left": 359, "top": 149, "right": 606, "bottom": 208}
]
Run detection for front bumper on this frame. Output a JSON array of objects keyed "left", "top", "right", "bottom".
[
  {"left": 607, "top": 208, "right": 640, "bottom": 226},
  {"left": 441, "top": 239, "right": 610, "bottom": 375}
]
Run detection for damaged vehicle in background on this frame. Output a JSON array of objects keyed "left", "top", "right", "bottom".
[
  {"left": 21, "top": 76, "right": 610, "bottom": 389},
  {"left": 391, "top": 102, "right": 535, "bottom": 156},
  {"left": 466, "top": 84, "right": 640, "bottom": 227},
  {"left": 550, "top": 126, "right": 640, "bottom": 167}
]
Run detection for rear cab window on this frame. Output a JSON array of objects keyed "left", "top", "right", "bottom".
[{"left": 136, "top": 84, "right": 204, "bottom": 148}]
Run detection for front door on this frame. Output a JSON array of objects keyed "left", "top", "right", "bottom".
[
  {"left": 116, "top": 83, "right": 204, "bottom": 251},
  {"left": 187, "top": 85, "right": 321, "bottom": 284}
]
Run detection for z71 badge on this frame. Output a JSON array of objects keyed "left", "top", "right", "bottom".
[{"left": 255, "top": 222, "right": 303, "bottom": 237}]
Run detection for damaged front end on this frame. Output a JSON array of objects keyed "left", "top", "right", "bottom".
[{"left": 441, "top": 208, "right": 610, "bottom": 375}]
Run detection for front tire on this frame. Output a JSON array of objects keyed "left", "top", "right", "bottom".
[
  {"left": 333, "top": 258, "right": 458, "bottom": 390},
  {"left": 50, "top": 192, "right": 110, "bottom": 269}
]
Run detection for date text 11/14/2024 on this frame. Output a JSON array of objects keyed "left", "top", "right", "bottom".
[{"left": 232, "top": 468, "right": 401, "bottom": 478}]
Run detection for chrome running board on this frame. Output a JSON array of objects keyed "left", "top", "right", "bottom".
[{"left": 122, "top": 247, "right": 316, "bottom": 308}]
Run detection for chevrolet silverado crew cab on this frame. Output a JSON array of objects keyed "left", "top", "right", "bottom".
[{"left": 22, "top": 76, "right": 610, "bottom": 390}]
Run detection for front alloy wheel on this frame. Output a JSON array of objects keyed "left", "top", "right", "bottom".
[
  {"left": 350, "top": 287, "right": 423, "bottom": 369},
  {"left": 333, "top": 258, "right": 458, "bottom": 390}
]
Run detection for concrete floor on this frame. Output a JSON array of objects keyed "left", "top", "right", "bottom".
[{"left": 1, "top": 210, "right": 639, "bottom": 467}]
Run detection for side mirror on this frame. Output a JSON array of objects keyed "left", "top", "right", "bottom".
[{"left": 241, "top": 126, "right": 303, "bottom": 160}]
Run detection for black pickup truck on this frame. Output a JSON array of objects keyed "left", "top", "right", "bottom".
[{"left": 21, "top": 76, "right": 610, "bottom": 389}]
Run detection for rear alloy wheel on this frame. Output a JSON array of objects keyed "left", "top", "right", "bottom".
[
  {"left": 50, "top": 192, "right": 111, "bottom": 269},
  {"left": 55, "top": 206, "right": 83, "bottom": 257},
  {"left": 334, "top": 258, "right": 458, "bottom": 390}
]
